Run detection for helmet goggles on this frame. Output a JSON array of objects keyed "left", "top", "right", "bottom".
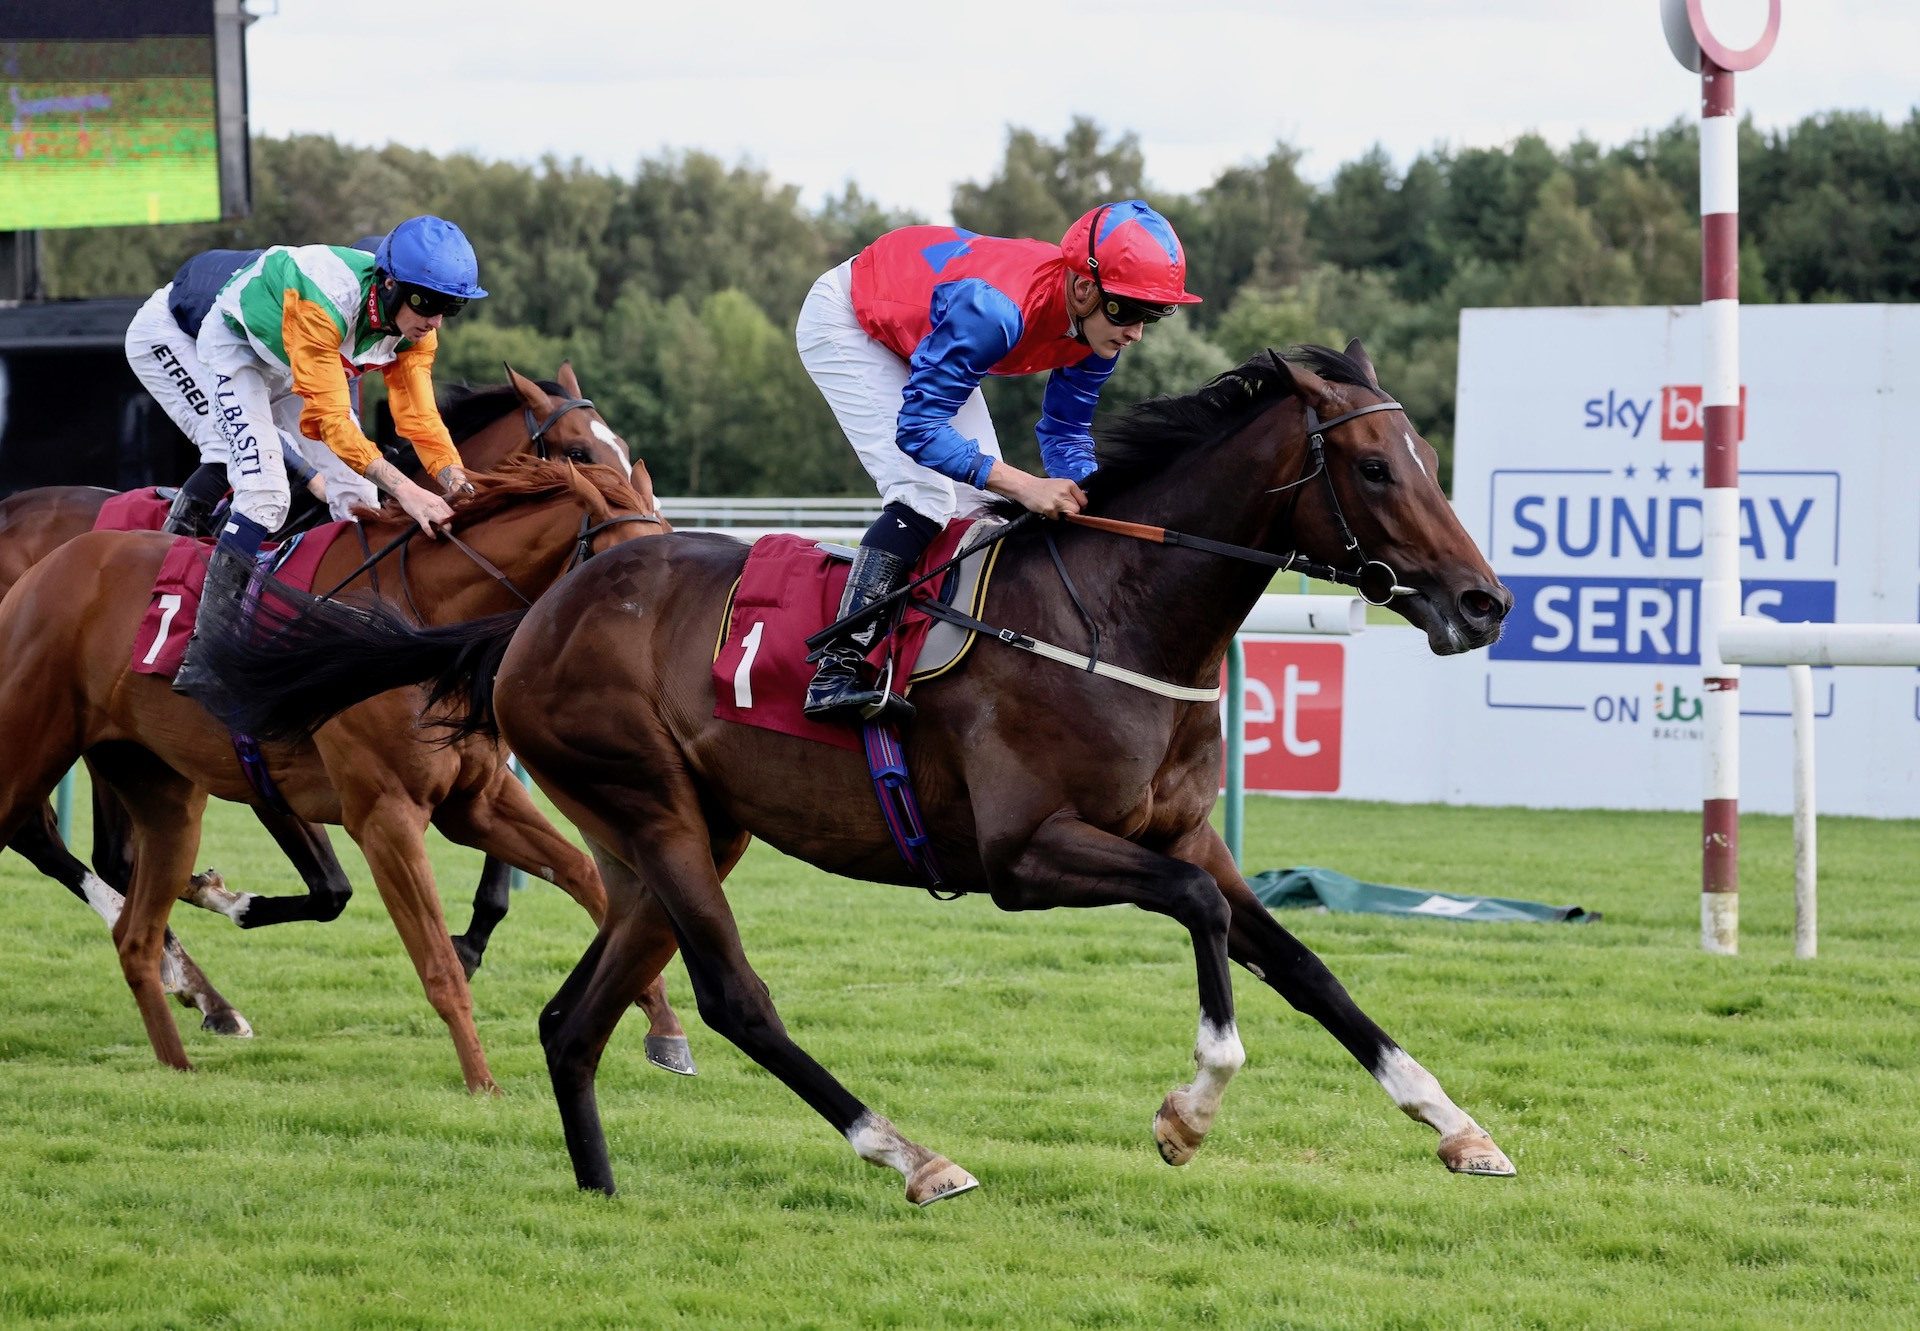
[
  {"left": 1098, "top": 290, "right": 1178, "bottom": 326},
  {"left": 396, "top": 282, "right": 468, "bottom": 320}
]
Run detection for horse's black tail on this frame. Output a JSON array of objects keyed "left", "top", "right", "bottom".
[{"left": 192, "top": 571, "right": 528, "bottom": 743}]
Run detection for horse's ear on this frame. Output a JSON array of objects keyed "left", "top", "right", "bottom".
[
  {"left": 1343, "top": 338, "right": 1381, "bottom": 390},
  {"left": 505, "top": 363, "right": 553, "bottom": 413},
  {"left": 1264, "top": 348, "right": 1331, "bottom": 403},
  {"left": 556, "top": 361, "right": 583, "bottom": 398}
]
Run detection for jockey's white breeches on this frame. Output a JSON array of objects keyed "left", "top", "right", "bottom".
[
  {"left": 195, "top": 316, "right": 378, "bottom": 528},
  {"left": 795, "top": 259, "right": 1001, "bottom": 526},
  {"left": 126, "top": 286, "right": 226, "bottom": 463}
]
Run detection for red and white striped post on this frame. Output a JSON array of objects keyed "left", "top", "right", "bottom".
[{"left": 1663, "top": 1, "right": 1780, "bottom": 954}]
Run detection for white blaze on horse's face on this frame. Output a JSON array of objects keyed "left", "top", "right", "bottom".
[
  {"left": 1403, "top": 431, "right": 1429, "bottom": 481},
  {"left": 589, "top": 420, "right": 632, "bottom": 478}
]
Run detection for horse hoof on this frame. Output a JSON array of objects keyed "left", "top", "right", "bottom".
[
  {"left": 644, "top": 1034, "right": 698, "bottom": 1077},
  {"left": 1153, "top": 1089, "right": 1207, "bottom": 1167},
  {"left": 906, "top": 1156, "right": 978, "bottom": 1207},
  {"left": 201, "top": 1009, "right": 253, "bottom": 1038},
  {"left": 190, "top": 868, "right": 225, "bottom": 892},
  {"left": 450, "top": 935, "right": 483, "bottom": 981},
  {"left": 1438, "top": 1130, "right": 1515, "bottom": 1177}
]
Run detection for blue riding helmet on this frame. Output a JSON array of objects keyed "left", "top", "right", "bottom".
[{"left": 373, "top": 216, "right": 488, "bottom": 322}]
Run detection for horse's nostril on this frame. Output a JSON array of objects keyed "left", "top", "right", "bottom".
[{"left": 1460, "top": 588, "right": 1505, "bottom": 625}]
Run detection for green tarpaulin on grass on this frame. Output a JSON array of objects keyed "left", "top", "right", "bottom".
[{"left": 1249, "top": 866, "right": 1600, "bottom": 924}]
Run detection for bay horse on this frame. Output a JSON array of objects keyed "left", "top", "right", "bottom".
[
  {"left": 0, "top": 458, "right": 675, "bottom": 1093},
  {"left": 0, "top": 365, "right": 681, "bottom": 1050},
  {"left": 221, "top": 343, "right": 1518, "bottom": 1203}
]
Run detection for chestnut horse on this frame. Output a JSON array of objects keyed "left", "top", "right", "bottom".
[
  {"left": 0, "top": 365, "right": 673, "bottom": 1045},
  {"left": 0, "top": 459, "right": 672, "bottom": 1092},
  {"left": 217, "top": 344, "right": 1518, "bottom": 1202}
]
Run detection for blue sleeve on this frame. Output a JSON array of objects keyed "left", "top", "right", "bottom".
[
  {"left": 896, "top": 279, "right": 1023, "bottom": 489},
  {"left": 1035, "top": 352, "right": 1117, "bottom": 483}
]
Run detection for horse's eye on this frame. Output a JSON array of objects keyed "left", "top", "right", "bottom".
[
  {"left": 566, "top": 446, "right": 591, "bottom": 463},
  {"left": 1359, "top": 458, "right": 1391, "bottom": 483}
]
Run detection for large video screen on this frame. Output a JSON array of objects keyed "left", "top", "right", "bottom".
[{"left": 0, "top": 2, "right": 227, "bottom": 231}]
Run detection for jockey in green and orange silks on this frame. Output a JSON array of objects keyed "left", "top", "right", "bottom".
[{"left": 172, "top": 215, "right": 488, "bottom": 704}]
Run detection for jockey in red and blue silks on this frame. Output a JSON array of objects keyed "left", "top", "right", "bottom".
[{"left": 794, "top": 199, "right": 1201, "bottom": 724}]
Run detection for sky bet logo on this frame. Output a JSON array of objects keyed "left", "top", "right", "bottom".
[{"left": 1583, "top": 387, "right": 1747, "bottom": 441}]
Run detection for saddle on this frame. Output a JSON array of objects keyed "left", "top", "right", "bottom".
[
  {"left": 711, "top": 518, "right": 1007, "bottom": 752},
  {"left": 129, "top": 524, "right": 349, "bottom": 680}
]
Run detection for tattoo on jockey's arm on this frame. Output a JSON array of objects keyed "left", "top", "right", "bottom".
[{"left": 364, "top": 458, "right": 408, "bottom": 496}]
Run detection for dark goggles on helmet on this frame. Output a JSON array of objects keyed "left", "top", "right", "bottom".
[
  {"left": 1097, "top": 288, "right": 1178, "bottom": 327},
  {"left": 396, "top": 283, "right": 468, "bottom": 319}
]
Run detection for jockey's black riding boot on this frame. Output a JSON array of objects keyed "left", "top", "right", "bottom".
[
  {"left": 172, "top": 511, "right": 269, "bottom": 704},
  {"left": 161, "top": 463, "right": 229, "bottom": 537},
  {"left": 803, "top": 546, "right": 917, "bottom": 725}
]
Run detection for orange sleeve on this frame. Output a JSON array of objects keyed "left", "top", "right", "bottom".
[
  {"left": 283, "top": 293, "right": 381, "bottom": 473},
  {"left": 381, "top": 332, "right": 462, "bottom": 481}
]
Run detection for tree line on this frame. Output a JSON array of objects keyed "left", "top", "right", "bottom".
[{"left": 41, "top": 110, "right": 1920, "bottom": 493}]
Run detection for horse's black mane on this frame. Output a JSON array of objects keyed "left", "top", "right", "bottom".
[
  {"left": 1088, "top": 344, "right": 1379, "bottom": 498},
  {"left": 435, "top": 380, "right": 565, "bottom": 445}
]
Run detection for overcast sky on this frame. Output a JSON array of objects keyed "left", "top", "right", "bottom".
[{"left": 246, "top": 1, "right": 1916, "bottom": 220}]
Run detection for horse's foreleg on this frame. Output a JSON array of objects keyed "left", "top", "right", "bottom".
[
  {"left": 994, "top": 815, "right": 1243, "bottom": 1167},
  {"left": 94, "top": 761, "right": 209, "bottom": 1073},
  {"left": 1174, "top": 825, "right": 1514, "bottom": 1177},
  {"left": 345, "top": 798, "right": 496, "bottom": 1094},
  {"left": 179, "top": 807, "right": 354, "bottom": 928},
  {"left": 431, "top": 772, "right": 696, "bottom": 1074},
  {"left": 9, "top": 805, "right": 253, "bottom": 1036}
]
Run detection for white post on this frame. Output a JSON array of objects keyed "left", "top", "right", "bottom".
[{"left": 1788, "top": 664, "right": 1816, "bottom": 959}]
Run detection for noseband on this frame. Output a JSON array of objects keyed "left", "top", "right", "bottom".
[{"left": 1265, "top": 398, "right": 1416, "bottom": 605}]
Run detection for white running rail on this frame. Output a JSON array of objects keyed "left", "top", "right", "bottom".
[{"left": 1716, "top": 617, "right": 1920, "bottom": 958}]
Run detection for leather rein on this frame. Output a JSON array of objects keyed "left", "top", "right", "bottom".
[{"left": 1062, "top": 398, "right": 1415, "bottom": 607}]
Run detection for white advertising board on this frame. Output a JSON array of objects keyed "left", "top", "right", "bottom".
[{"left": 1236, "top": 305, "right": 1920, "bottom": 818}]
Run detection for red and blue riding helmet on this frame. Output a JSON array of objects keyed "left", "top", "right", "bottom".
[{"left": 1061, "top": 200, "right": 1202, "bottom": 322}]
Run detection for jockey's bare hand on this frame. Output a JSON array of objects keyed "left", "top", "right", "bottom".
[
  {"left": 436, "top": 463, "right": 476, "bottom": 500},
  {"left": 397, "top": 480, "right": 456, "bottom": 537},
  {"left": 305, "top": 472, "right": 329, "bottom": 503},
  {"left": 987, "top": 461, "right": 1086, "bottom": 519}
]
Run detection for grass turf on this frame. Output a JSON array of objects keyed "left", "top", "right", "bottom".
[{"left": 1, "top": 791, "right": 1915, "bottom": 1329}]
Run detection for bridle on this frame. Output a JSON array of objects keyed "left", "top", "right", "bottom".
[
  {"left": 524, "top": 396, "right": 596, "bottom": 460},
  {"left": 1263, "top": 397, "right": 1416, "bottom": 605},
  {"left": 1056, "top": 396, "right": 1415, "bottom": 607}
]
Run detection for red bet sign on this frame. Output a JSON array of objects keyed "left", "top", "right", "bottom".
[
  {"left": 1659, "top": 385, "right": 1746, "bottom": 441},
  {"left": 1223, "top": 641, "right": 1344, "bottom": 793}
]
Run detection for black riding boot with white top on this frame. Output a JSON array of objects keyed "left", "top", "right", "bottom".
[{"left": 803, "top": 546, "right": 916, "bottom": 725}]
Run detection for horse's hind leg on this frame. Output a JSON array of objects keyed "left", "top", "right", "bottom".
[
  {"left": 538, "top": 849, "right": 682, "bottom": 1194},
  {"left": 1175, "top": 825, "right": 1514, "bottom": 1177},
  {"left": 179, "top": 806, "right": 354, "bottom": 929},
  {"left": 430, "top": 768, "right": 695, "bottom": 1075},
  {"left": 451, "top": 856, "right": 510, "bottom": 980},
  {"left": 8, "top": 803, "right": 251, "bottom": 1037},
  {"left": 989, "top": 816, "right": 1245, "bottom": 1169},
  {"left": 540, "top": 793, "right": 973, "bottom": 1205}
]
